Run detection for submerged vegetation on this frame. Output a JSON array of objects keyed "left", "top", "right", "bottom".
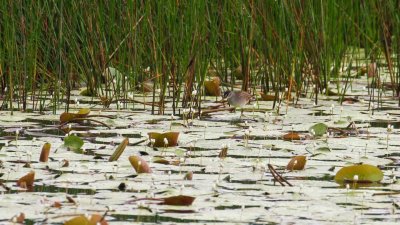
[{"left": 0, "top": 0, "right": 399, "bottom": 113}]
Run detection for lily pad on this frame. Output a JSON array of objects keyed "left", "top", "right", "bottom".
[
  {"left": 129, "top": 156, "right": 152, "bottom": 173},
  {"left": 148, "top": 132, "right": 179, "bottom": 147},
  {"left": 259, "top": 93, "right": 276, "bottom": 101},
  {"left": 64, "top": 135, "right": 84, "bottom": 153},
  {"left": 282, "top": 132, "right": 301, "bottom": 141},
  {"left": 64, "top": 214, "right": 108, "bottom": 225},
  {"left": 39, "top": 143, "right": 51, "bottom": 162},
  {"left": 334, "top": 164, "right": 383, "bottom": 184},
  {"left": 286, "top": 155, "right": 307, "bottom": 171},
  {"left": 60, "top": 108, "right": 91, "bottom": 123},
  {"left": 204, "top": 77, "right": 221, "bottom": 96},
  {"left": 17, "top": 171, "right": 35, "bottom": 189},
  {"left": 309, "top": 123, "right": 328, "bottom": 136},
  {"left": 109, "top": 138, "right": 129, "bottom": 162},
  {"left": 161, "top": 195, "right": 196, "bottom": 206}
]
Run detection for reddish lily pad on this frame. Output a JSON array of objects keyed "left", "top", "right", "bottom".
[
  {"left": 129, "top": 156, "right": 152, "bottom": 173},
  {"left": 17, "top": 171, "right": 35, "bottom": 189},
  {"left": 282, "top": 132, "right": 301, "bottom": 141},
  {"left": 161, "top": 195, "right": 195, "bottom": 206},
  {"left": 259, "top": 93, "right": 276, "bottom": 101}
]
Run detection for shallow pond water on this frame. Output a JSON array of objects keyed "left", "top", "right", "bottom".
[{"left": 0, "top": 76, "right": 400, "bottom": 224}]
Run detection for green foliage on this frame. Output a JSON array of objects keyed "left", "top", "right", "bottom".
[
  {"left": 335, "top": 164, "right": 384, "bottom": 184},
  {"left": 0, "top": 0, "right": 399, "bottom": 113},
  {"left": 309, "top": 123, "right": 328, "bottom": 137},
  {"left": 64, "top": 135, "right": 84, "bottom": 153}
]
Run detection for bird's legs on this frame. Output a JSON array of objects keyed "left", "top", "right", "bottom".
[{"left": 240, "top": 108, "right": 246, "bottom": 119}]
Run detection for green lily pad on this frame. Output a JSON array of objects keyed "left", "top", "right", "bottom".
[
  {"left": 174, "top": 149, "right": 185, "bottom": 157},
  {"left": 334, "top": 164, "right": 383, "bottom": 184},
  {"left": 309, "top": 123, "right": 328, "bottom": 136},
  {"left": 334, "top": 120, "right": 347, "bottom": 125},
  {"left": 64, "top": 135, "right": 84, "bottom": 153},
  {"left": 316, "top": 146, "right": 331, "bottom": 152}
]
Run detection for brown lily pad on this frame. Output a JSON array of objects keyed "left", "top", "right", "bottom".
[
  {"left": 17, "top": 171, "right": 35, "bottom": 189},
  {"left": 282, "top": 132, "right": 301, "bottom": 141},
  {"left": 129, "top": 156, "right": 152, "bottom": 173},
  {"left": 204, "top": 77, "right": 221, "bottom": 96},
  {"left": 286, "top": 155, "right": 307, "bottom": 171},
  {"left": 60, "top": 108, "right": 91, "bottom": 123},
  {"left": 183, "top": 171, "right": 193, "bottom": 180},
  {"left": 39, "top": 143, "right": 51, "bottom": 162},
  {"left": 218, "top": 145, "right": 228, "bottom": 159},
  {"left": 161, "top": 195, "right": 195, "bottom": 206},
  {"left": 109, "top": 138, "right": 129, "bottom": 162},
  {"left": 259, "top": 93, "right": 276, "bottom": 101},
  {"left": 148, "top": 132, "right": 179, "bottom": 147}
]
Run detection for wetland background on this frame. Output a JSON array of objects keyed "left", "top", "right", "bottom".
[{"left": 0, "top": 0, "right": 400, "bottom": 224}]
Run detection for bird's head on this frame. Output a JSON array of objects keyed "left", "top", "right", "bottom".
[{"left": 223, "top": 90, "right": 231, "bottom": 98}]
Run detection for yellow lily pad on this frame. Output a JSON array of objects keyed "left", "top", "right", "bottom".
[
  {"left": 334, "top": 164, "right": 383, "bottom": 184},
  {"left": 204, "top": 77, "right": 221, "bottom": 96}
]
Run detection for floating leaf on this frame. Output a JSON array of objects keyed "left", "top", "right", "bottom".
[
  {"left": 286, "top": 156, "right": 307, "bottom": 171},
  {"left": 39, "top": 143, "right": 51, "bottom": 162},
  {"left": 161, "top": 195, "right": 195, "bottom": 206},
  {"left": 77, "top": 108, "right": 90, "bottom": 117},
  {"left": 129, "top": 156, "right": 152, "bottom": 173},
  {"left": 153, "top": 157, "right": 170, "bottom": 165},
  {"left": 52, "top": 201, "right": 62, "bottom": 208},
  {"left": 259, "top": 93, "right": 276, "bottom": 101},
  {"left": 334, "top": 164, "right": 383, "bottom": 184},
  {"left": 309, "top": 123, "right": 328, "bottom": 136},
  {"left": 204, "top": 77, "right": 221, "bottom": 96},
  {"left": 11, "top": 213, "right": 25, "bottom": 223},
  {"left": 282, "top": 132, "right": 300, "bottom": 141},
  {"left": 109, "top": 138, "right": 129, "bottom": 162},
  {"left": 60, "top": 108, "right": 90, "bottom": 123},
  {"left": 17, "top": 171, "right": 35, "bottom": 188},
  {"left": 183, "top": 171, "right": 193, "bottom": 180},
  {"left": 218, "top": 146, "right": 228, "bottom": 159},
  {"left": 64, "top": 214, "right": 108, "bottom": 225},
  {"left": 316, "top": 146, "right": 331, "bottom": 152},
  {"left": 64, "top": 216, "right": 87, "bottom": 225},
  {"left": 174, "top": 149, "right": 185, "bottom": 157},
  {"left": 148, "top": 132, "right": 179, "bottom": 147},
  {"left": 66, "top": 196, "right": 76, "bottom": 204},
  {"left": 61, "top": 159, "right": 69, "bottom": 167},
  {"left": 60, "top": 112, "right": 76, "bottom": 123},
  {"left": 334, "top": 120, "right": 347, "bottom": 125},
  {"left": 64, "top": 135, "right": 84, "bottom": 153}
]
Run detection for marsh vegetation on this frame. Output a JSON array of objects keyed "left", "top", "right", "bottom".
[{"left": 0, "top": 1, "right": 400, "bottom": 224}]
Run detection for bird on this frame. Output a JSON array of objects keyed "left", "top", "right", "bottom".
[{"left": 223, "top": 90, "right": 253, "bottom": 117}]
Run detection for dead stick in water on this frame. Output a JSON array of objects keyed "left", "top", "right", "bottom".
[{"left": 268, "top": 164, "right": 293, "bottom": 187}]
